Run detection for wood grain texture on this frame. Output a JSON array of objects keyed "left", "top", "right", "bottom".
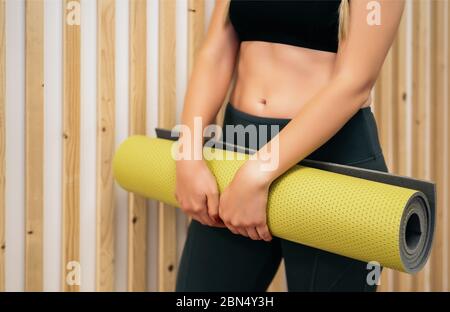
[
  {"left": 373, "top": 48, "right": 395, "bottom": 293},
  {"left": 62, "top": 0, "right": 81, "bottom": 292},
  {"left": 158, "top": 0, "right": 177, "bottom": 292},
  {"left": 447, "top": 0, "right": 450, "bottom": 292},
  {"left": 186, "top": 0, "right": 205, "bottom": 227},
  {"left": 411, "top": 0, "right": 432, "bottom": 292},
  {"left": 393, "top": 13, "right": 408, "bottom": 178},
  {"left": 430, "top": 0, "right": 447, "bottom": 292},
  {"left": 25, "top": 0, "right": 44, "bottom": 292},
  {"left": 188, "top": 0, "right": 205, "bottom": 78},
  {"left": 96, "top": 0, "right": 115, "bottom": 292},
  {"left": 128, "top": 0, "right": 147, "bottom": 292},
  {"left": 0, "top": 0, "right": 5, "bottom": 293},
  {"left": 392, "top": 13, "right": 414, "bottom": 292}
]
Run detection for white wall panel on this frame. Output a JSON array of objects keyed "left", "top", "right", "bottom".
[
  {"left": 43, "top": 0, "right": 62, "bottom": 292},
  {"left": 5, "top": 0, "right": 25, "bottom": 292},
  {"left": 80, "top": 0, "right": 97, "bottom": 292},
  {"left": 114, "top": 0, "right": 128, "bottom": 292}
]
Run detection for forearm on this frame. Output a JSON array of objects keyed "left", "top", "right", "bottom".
[
  {"left": 180, "top": 48, "right": 237, "bottom": 158},
  {"left": 249, "top": 75, "right": 372, "bottom": 185}
]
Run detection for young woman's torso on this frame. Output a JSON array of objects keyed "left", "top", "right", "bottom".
[{"left": 227, "top": 0, "right": 371, "bottom": 119}]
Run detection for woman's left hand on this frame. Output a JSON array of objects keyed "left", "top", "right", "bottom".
[{"left": 219, "top": 161, "right": 273, "bottom": 241}]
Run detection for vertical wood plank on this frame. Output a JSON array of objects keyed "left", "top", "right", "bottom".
[
  {"left": 62, "top": 0, "right": 81, "bottom": 292},
  {"left": 392, "top": 13, "right": 414, "bottom": 292},
  {"left": 430, "top": 0, "right": 447, "bottom": 292},
  {"left": 373, "top": 48, "right": 394, "bottom": 292},
  {"left": 393, "top": 8, "right": 407, "bottom": 177},
  {"left": 187, "top": 0, "right": 205, "bottom": 78},
  {"left": 186, "top": 0, "right": 205, "bottom": 227},
  {"left": 158, "top": 0, "right": 177, "bottom": 291},
  {"left": 96, "top": 0, "right": 115, "bottom": 291},
  {"left": 25, "top": 0, "right": 44, "bottom": 292},
  {"left": 128, "top": 0, "right": 147, "bottom": 292},
  {"left": 447, "top": 0, "right": 450, "bottom": 292},
  {"left": 411, "top": 0, "right": 432, "bottom": 292},
  {"left": 0, "top": 0, "right": 5, "bottom": 292}
]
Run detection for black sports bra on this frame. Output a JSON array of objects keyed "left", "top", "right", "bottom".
[{"left": 228, "top": 0, "right": 342, "bottom": 53}]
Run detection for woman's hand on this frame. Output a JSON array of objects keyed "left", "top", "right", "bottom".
[
  {"left": 219, "top": 161, "right": 273, "bottom": 241},
  {"left": 175, "top": 159, "right": 225, "bottom": 227}
]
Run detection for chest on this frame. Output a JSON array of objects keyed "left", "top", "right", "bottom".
[{"left": 228, "top": 0, "right": 342, "bottom": 28}]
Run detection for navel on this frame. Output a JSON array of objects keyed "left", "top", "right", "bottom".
[{"left": 258, "top": 98, "right": 267, "bottom": 105}]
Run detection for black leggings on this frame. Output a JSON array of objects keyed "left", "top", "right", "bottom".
[{"left": 175, "top": 102, "right": 388, "bottom": 292}]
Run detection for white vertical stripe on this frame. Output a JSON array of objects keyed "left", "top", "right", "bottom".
[
  {"left": 114, "top": 0, "right": 129, "bottom": 292},
  {"left": 43, "top": 0, "right": 62, "bottom": 292},
  {"left": 5, "top": 0, "right": 25, "bottom": 292},
  {"left": 80, "top": 0, "right": 97, "bottom": 292},
  {"left": 147, "top": 0, "right": 159, "bottom": 292},
  {"left": 205, "top": 0, "right": 214, "bottom": 30},
  {"left": 175, "top": 0, "right": 187, "bottom": 125},
  {"left": 147, "top": 0, "right": 159, "bottom": 136}
]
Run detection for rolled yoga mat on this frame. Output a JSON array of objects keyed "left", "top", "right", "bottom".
[{"left": 112, "top": 135, "right": 435, "bottom": 273}]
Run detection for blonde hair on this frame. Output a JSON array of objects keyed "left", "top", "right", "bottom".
[{"left": 338, "top": 0, "right": 350, "bottom": 43}]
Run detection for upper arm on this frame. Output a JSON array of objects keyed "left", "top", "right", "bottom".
[
  {"left": 199, "top": 0, "right": 240, "bottom": 60},
  {"left": 333, "top": 0, "right": 405, "bottom": 92}
]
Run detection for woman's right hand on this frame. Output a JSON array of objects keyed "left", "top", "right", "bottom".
[{"left": 175, "top": 159, "right": 225, "bottom": 227}]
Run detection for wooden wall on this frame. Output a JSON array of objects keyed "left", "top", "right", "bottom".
[
  {"left": 373, "top": 0, "right": 449, "bottom": 292},
  {"left": 0, "top": 0, "right": 448, "bottom": 292}
]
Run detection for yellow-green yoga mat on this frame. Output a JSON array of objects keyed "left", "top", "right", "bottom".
[{"left": 112, "top": 135, "right": 434, "bottom": 273}]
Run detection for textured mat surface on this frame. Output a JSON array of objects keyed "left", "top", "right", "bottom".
[{"left": 113, "top": 136, "right": 433, "bottom": 273}]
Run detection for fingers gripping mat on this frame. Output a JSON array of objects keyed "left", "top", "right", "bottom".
[{"left": 113, "top": 136, "right": 433, "bottom": 273}]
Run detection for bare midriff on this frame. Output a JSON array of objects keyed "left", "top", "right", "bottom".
[{"left": 229, "top": 41, "right": 371, "bottom": 119}]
